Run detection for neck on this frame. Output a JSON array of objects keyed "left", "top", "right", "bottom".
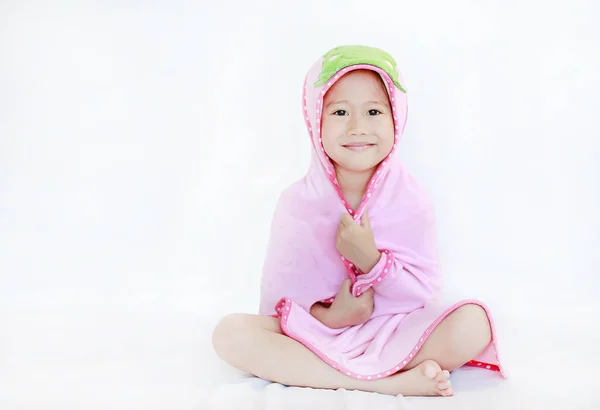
[{"left": 335, "top": 166, "right": 376, "bottom": 197}]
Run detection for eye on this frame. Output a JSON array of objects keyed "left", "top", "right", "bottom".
[
  {"left": 333, "top": 110, "right": 348, "bottom": 116},
  {"left": 368, "top": 109, "right": 382, "bottom": 116}
]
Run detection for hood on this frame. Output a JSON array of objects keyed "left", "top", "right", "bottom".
[{"left": 302, "top": 45, "right": 409, "bottom": 219}]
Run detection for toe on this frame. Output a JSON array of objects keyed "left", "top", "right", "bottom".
[
  {"left": 422, "top": 360, "right": 442, "bottom": 379},
  {"left": 434, "top": 370, "right": 450, "bottom": 382},
  {"left": 438, "top": 386, "right": 454, "bottom": 397},
  {"left": 437, "top": 380, "right": 451, "bottom": 390}
]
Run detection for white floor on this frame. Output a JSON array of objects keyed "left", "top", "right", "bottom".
[
  {"left": 207, "top": 306, "right": 600, "bottom": 410},
  {"left": 2, "top": 305, "right": 598, "bottom": 410}
]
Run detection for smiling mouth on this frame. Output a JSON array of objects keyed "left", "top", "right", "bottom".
[{"left": 342, "top": 143, "right": 376, "bottom": 152}]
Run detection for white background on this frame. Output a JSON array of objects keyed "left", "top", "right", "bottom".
[{"left": 1, "top": 1, "right": 599, "bottom": 409}]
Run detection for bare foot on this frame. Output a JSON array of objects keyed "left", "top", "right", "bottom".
[{"left": 381, "top": 359, "right": 453, "bottom": 397}]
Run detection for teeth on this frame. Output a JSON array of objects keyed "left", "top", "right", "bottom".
[{"left": 343, "top": 144, "right": 374, "bottom": 151}]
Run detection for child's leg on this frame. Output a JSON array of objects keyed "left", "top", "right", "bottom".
[
  {"left": 212, "top": 313, "right": 452, "bottom": 396},
  {"left": 401, "top": 304, "right": 493, "bottom": 372}
]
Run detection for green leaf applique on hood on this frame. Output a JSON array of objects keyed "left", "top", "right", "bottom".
[{"left": 314, "top": 45, "right": 407, "bottom": 93}]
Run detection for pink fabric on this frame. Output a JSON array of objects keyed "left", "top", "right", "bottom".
[{"left": 259, "top": 56, "right": 506, "bottom": 379}]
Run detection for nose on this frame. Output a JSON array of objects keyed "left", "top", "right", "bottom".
[{"left": 347, "top": 115, "right": 368, "bottom": 137}]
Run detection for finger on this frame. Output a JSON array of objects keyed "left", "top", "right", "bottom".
[
  {"left": 361, "top": 208, "right": 370, "bottom": 228},
  {"left": 341, "top": 278, "right": 352, "bottom": 293},
  {"left": 356, "top": 286, "right": 373, "bottom": 298},
  {"left": 340, "top": 213, "right": 354, "bottom": 226}
]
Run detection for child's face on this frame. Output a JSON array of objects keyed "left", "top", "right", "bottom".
[{"left": 321, "top": 70, "right": 395, "bottom": 174}]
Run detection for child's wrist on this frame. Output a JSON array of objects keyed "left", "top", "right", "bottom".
[{"left": 356, "top": 249, "right": 382, "bottom": 273}]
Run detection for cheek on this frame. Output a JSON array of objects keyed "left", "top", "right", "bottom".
[
  {"left": 319, "top": 126, "right": 336, "bottom": 153},
  {"left": 321, "top": 136, "right": 340, "bottom": 159},
  {"left": 376, "top": 122, "right": 396, "bottom": 151},
  {"left": 321, "top": 122, "right": 341, "bottom": 146},
  {"left": 375, "top": 120, "right": 394, "bottom": 138},
  {"left": 321, "top": 118, "right": 340, "bottom": 134}
]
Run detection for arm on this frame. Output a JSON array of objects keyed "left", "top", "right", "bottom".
[
  {"left": 352, "top": 249, "right": 438, "bottom": 304},
  {"left": 310, "top": 303, "right": 346, "bottom": 329},
  {"left": 310, "top": 279, "right": 374, "bottom": 328},
  {"left": 310, "top": 302, "right": 372, "bottom": 329}
]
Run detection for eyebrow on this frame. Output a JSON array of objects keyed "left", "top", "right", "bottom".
[{"left": 325, "top": 100, "right": 387, "bottom": 108}]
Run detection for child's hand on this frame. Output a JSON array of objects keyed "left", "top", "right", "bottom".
[
  {"left": 310, "top": 279, "right": 374, "bottom": 328},
  {"left": 336, "top": 208, "right": 381, "bottom": 273},
  {"left": 329, "top": 278, "right": 374, "bottom": 327}
]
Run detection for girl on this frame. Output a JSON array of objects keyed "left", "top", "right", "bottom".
[{"left": 212, "top": 45, "right": 506, "bottom": 397}]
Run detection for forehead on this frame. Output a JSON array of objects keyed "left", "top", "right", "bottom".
[{"left": 323, "top": 70, "right": 388, "bottom": 100}]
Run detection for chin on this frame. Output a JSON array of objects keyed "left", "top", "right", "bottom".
[{"left": 335, "top": 161, "right": 379, "bottom": 173}]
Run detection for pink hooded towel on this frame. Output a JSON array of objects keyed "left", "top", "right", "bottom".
[{"left": 259, "top": 45, "right": 506, "bottom": 380}]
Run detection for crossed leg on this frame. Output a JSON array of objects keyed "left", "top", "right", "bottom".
[{"left": 212, "top": 303, "right": 491, "bottom": 397}]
